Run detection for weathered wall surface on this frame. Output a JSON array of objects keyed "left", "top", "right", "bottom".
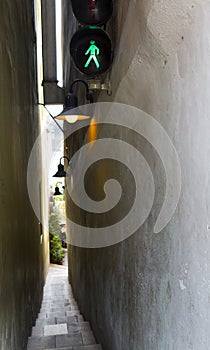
[
  {"left": 0, "top": 2, "right": 48, "bottom": 349},
  {"left": 68, "top": 1, "right": 210, "bottom": 349}
]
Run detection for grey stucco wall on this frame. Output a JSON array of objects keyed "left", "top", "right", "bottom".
[
  {"left": 0, "top": 2, "right": 48, "bottom": 349},
  {"left": 67, "top": 1, "right": 210, "bottom": 349}
]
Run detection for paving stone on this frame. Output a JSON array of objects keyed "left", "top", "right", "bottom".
[
  {"left": 56, "top": 316, "right": 78, "bottom": 325},
  {"left": 42, "top": 301, "right": 71, "bottom": 308},
  {"left": 45, "top": 347, "right": 73, "bottom": 350},
  {"left": 27, "top": 335, "right": 55, "bottom": 349},
  {"left": 77, "top": 315, "right": 84, "bottom": 322},
  {"left": 38, "top": 312, "right": 47, "bottom": 319},
  {"left": 45, "top": 347, "right": 102, "bottom": 350},
  {"left": 73, "top": 346, "right": 103, "bottom": 350},
  {"left": 31, "top": 326, "right": 43, "bottom": 337},
  {"left": 67, "top": 322, "right": 91, "bottom": 333},
  {"left": 50, "top": 306, "right": 72, "bottom": 312},
  {"left": 81, "top": 331, "right": 96, "bottom": 345},
  {"left": 70, "top": 306, "right": 79, "bottom": 310},
  {"left": 44, "top": 323, "right": 68, "bottom": 336},
  {"left": 47, "top": 311, "right": 67, "bottom": 318},
  {"left": 36, "top": 317, "right": 56, "bottom": 326},
  {"left": 40, "top": 307, "right": 71, "bottom": 313},
  {"left": 43, "top": 296, "right": 71, "bottom": 302},
  {"left": 66, "top": 310, "right": 81, "bottom": 317},
  {"left": 69, "top": 302, "right": 78, "bottom": 307},
  {"left": 56, "top": 333, "right": 83, "bottom": 347},
  {"left": 51, "top": 298, "right": 71, "bottom": 303}
]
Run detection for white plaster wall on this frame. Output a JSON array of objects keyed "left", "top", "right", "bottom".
[
  {"left": 68, "top": 1, "right": 210, "bottom": 349},
  {"left": 102, "top": 1, "right": 210, "bottom": 348}
]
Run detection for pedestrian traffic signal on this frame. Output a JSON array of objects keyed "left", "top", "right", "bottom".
[
  {"left": 70, "top": 27, "right": 112, "bottom": 75},
  {"left": 71, "top": 0, "right": 113, "bottom": 26}
]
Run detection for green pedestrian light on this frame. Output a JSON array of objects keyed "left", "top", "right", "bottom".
[
  {"left": 84, "top": 40, "right": 100, "bottom": 69},
  {"left": 70, "top": 27, "right": 112, "bottom": 75}
]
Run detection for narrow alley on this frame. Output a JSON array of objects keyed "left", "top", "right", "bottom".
[{"left": 0, "top": 1, "right": 210, "bottom": 350}]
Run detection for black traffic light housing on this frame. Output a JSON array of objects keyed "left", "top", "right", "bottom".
[
  {"left": 71, "top": 0, "right": 113, "bottom": 26},
  {"left": 70, "top": 26, "right": 112, "bottom": 76},
  {"left": 70, "top": 0, "right": 113, "bottom": 77}
]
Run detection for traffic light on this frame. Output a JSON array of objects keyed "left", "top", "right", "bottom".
[
  {"left": 70, "top": 1, "right": 113, "bottom": 76},
  {"left": 71, "top": 0, "right": 113, "bottom": 26},
  {"left": 70, "top": 26, "right": 112, "bottom": 75}
]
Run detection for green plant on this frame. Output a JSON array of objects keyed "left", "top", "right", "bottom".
[
  {"left": 49, "top": 206, "right": 62, "bottom": 236},
  {"left": 50, "top": 235, "right": 66, "bottom": 264},
  {"left": 49, "top": 206, "right": 65, "bottom": 264}
]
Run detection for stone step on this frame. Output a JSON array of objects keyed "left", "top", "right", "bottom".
[
  {"left": 44, "top": 284, "right": 70, "bottom": 286},
  {"left": 36, "top": 317, "right": 57, "bottom": 327},
  {"left": 27, "top": 265, "right": 102, "bottom": 350},
  {"left": 43, "top": 296, "right": 73, "bottom": 301},
  {"left": 80, "top": 331, "right": 96, "bottom": 345},
  {"left": 35, "top": 315, "right": 84, "bottom": 328},
  {"left": 45, "top": 345, "right": 103, "bottom": 350},
  {"left": 39, "top": 306, "right": 79, "bottom": 313},
  {"left": 27, "top": 333, "right": 81, "bottom": 349},
  {"left": 56, "top": 315, "right": 84, "bottom": 324},
  {"left": 67, "top": 322, "right": 91, "bottom": 333},
  {"left": 37, "top": 310, "right": 81, "bottom": 319},
  {"left": 27, "top": 335, "right": 56, "bottom": 349},
  {"left": 41, "top": 301, "right": 76, "bottom": 308},
  {"left": 28, "top": 331, "right": 97, "bottom": 349},
  {"left": 56, "top": 314, "right": 84, "bottom": 324},
  {"left": 43, "top": 299, "right": 76, "bottom": 303},
  {"left": 32, "top": 322, "right": 91, "bottom": 337}
]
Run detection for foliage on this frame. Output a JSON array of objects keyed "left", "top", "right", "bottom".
[
  {"left": 50, "top": 235, "right": 66, "bottom": 264},
  {"left": 49, "top": 206, "right": 62, "bottom": 236},
  {"left": 49, "top": 206, "right": 65, "bottom": 264}
]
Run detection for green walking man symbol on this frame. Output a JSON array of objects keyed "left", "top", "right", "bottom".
[{"left": 84, "top": 40, "right": 100, "bottom": 69}]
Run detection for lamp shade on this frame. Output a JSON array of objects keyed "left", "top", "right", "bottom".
[
  {"left": 53, "top": 187, "right": 62, "bottom": 196},
  {"left": 53, "top": 156, "right": 71, "bottom": 178},
  {"left": 55, "top": 106, "right": 91, "bottom": 123},
  {"left": 53, "top": 163, "right": 67, "bottom": 178}
]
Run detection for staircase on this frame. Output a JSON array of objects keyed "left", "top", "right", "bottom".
[{"left": 27, "top": 264, "right": 102, "bottom": 350}]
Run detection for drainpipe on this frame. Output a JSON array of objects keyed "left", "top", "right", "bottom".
[{"left": 41, "top": 0, "right": 64, "bottom": 104}]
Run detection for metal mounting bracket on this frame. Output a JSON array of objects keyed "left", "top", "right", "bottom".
[{"left": 87, "top": 79, "right": 112, "bottom": 96}]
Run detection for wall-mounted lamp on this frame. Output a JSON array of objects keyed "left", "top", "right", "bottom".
[
  {"left": 53, "top": 184, "right": 65, "bottom": 196},
  {"left": 53, "top": 186, "right": 62, "bottom": 196},
  {"left": 54, "top": 79, "right": 94, "bottom": 123},
  {"left": 38, "top": 80, "right": 94, "bottom": 128},
  {"left": 53, "top": 156, "right": 71, "bottom": 178},
  {"left": 53, "top": 181, "right": 65, "bottom": 196}
]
